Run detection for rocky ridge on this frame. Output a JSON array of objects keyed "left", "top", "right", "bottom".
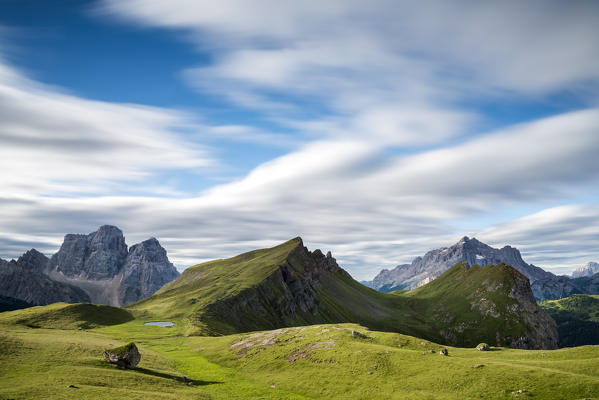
[
  {"left": 532, "top": 272, "right": 599, "bottom": 301},
  {"left": 368, "top": 236, "right": 554, "bottom": 292}
]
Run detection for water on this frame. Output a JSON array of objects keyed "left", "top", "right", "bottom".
[{"left": 144, "top": 321, "right": 175, "bottom": 327}]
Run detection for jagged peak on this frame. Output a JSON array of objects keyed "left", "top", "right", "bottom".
[
  {"left": 96, "top": 225, "right": 123, "bottom": 234},
  {"left": 134, "top": 237, "right": 161, "bottom": 248},
  {"left": 290, "top": 236, "right": 304, "bottom": 246},
  {"left": 17, "top": 248, "right": 49, "bottom": 266}
]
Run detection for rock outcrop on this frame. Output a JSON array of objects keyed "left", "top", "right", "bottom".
[
  {"left": 103, "top": 343, "right": 141, "bottom": 369},
  {"left": 0, "top": 226, "right": 179, "bottom": 307},
  {"left": 200, "top": 242, "right": 352, "bottom": 334},
  {"left": 368, "top": 236, "right": 554, "bottom": 292}
]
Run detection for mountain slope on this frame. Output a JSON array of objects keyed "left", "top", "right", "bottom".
[
  {"left": 129, "top": 237, "right": 557, "bottom": 349},
  {"left": 532, "top": 272, "right": 599, "bottom": 301},
  {"left": 405, "top": 262, "right": 558, "bottom": 349},
  {"left": 0, "top": 302, "right": 134, "bottom": 329},
  {"left": 540, "top": 294, "right": 599, "bottom": 347},
  {"left": 0, "top": 295, "right": 33, "bottom": 312},
  {"left": 0, "top": 250, "right": 90, "bottom": 305},
  {"left": 368, "top": 236, "right": 554, "bottom": 292}
]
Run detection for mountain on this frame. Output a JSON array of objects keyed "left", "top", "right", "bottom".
[
  {"left": 540, "top": 294, "right": 599, "bottom": 347},
  {"left": 0, "top": 249, "right": 90, "bottom": 305},
  {"left": 532, "top": 272, "right": 599, "bottom": 301},
  {"left": 49, "top": 225, "right": 128, "bottom": 280},
  {"left": 0, "top": 225, "right": 179, "bottom": 307},
  {"left": 129, "top": 237, "right": 557, "bottom": 349},
  {"left": 118, "top": 238, "right": 181, "bottom": 305},
  {"left": 571, "top": 262, "right": 599, "bottom": 278},
  {"left": 367, "top": 236, "right": 554, "bottom": 292}
]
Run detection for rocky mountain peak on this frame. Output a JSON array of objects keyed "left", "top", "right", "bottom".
[
  {"left": 33, "top": 226, "right": 180, "bottom": 306},
  {"left": 118, "top": 236, "right": 180, "bottom": 306},
  {"left": 571, "top": 262, "right": 599, "bottom": 278},
  {"left": 17, "top": 249, "right": 49, "bottom": 270},
  {"left": 368, "top": 236, "right": 555, "bottom": 292},
  {"left": 50, "top": 225, "right": 128, "bottom": 280}
]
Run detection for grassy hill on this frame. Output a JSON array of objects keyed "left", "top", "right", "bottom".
[
  {"left": 128, "top": 238, "right": 557, "bottom": 349},
  {"left": 0, "top": 302, "right": 134, "bottom": 329},
  {"left": 540, "top": 294, "right": 599, "bottom": 347}
]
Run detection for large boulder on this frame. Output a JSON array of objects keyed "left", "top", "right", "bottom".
[
  {"left": 103, "top": 342, "right": 141, "bottom": 369},
  {"left": 476, "top": 342, "right": 490, "bottom": 351}
]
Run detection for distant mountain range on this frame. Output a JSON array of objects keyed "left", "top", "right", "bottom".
[
  {"left": 130, "top": 237, "right": 558, "bottom": 349},
  {"left": 571, "top": 262, "right": 599, "bottom": 278},
  {"left": 365, "top": 236, "right": 554, "bottom": 291},
  {"left": 365, "top": 236, "right": 599, "bottom": 301},
  {"left": 0, "top": 225, "right": 179, "bottom": 307}
]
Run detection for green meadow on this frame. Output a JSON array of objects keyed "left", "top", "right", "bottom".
[{"left": 1, "top": 303, "right": 598, "bottom": 399}]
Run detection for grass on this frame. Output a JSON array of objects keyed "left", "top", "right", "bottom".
[
  {"left": 0, "top": 302, "right": 134, "bottom": 329},
  {"left": 2, "top": 317, "right": 599, "bottom": 399}
]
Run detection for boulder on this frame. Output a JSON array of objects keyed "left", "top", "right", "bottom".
[
  {"left": 351, "top": 330, "right": 368, "bottom": 338},
  {"left": 476, "top": 342, "right": 490, "bottom": 351},
  {"left": 103, "top": 342, "right": 141, "bottom": 369}
]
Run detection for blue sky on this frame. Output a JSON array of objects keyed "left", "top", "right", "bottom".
[{"left": 0, "top": 0, "right": 598, "bottom": 279}]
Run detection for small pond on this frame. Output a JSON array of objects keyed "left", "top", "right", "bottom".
[{"left": 144, "top": 321, "right": 175, "bottom": 327}]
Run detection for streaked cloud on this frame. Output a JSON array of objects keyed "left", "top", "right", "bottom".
[{"left": 0, "top": 1, "right": 597, "bottom": 280}]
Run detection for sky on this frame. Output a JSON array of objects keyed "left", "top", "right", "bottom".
[{"left": 0, "top": 0, "right": 598, "bottom": 279}]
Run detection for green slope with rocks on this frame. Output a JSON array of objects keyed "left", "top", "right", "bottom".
[
  {"left": 540, "top": 294, "right": 599, "bottom": 347},
  {"left": 128, "top": 237, "right": 557, "bottom": 349}
]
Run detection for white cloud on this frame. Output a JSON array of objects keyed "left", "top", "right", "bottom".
[
  {"left": 0, "top": 59, "right": 213, "bottom": 196},
  {"left": 479, "top": 205, "right": 599, "bottom": 275},
  {"left": 2, "top": 109, "right": 598, "bottom": 279}
]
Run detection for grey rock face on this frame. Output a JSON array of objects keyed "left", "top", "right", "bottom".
[
  {"left": 369, "top": 236, "right": 554, "bottom": 292},
  {"left": 0, "top": 250, "right": 90, "bottom": 305},
  {"left": 201, "top": 239, "right": 352, "bottom": 334},
  {"left": 531, "top": 276, "right": 582, "bottom": 301},
  {"left": 118, "top": 238, "right": 180, "bottom": 306},
  {"left": 532, "top": 271, "right": 599, "bottom": 301},
  {"left": 1, "top": 226, "right": 179, "bottom": 307},
  {"left": 46, "top": 226, "right": 180, "bottom": 306},
  {"left": 50, "top": 225, "right": 128, "bottom": 280},
  {"left": 103, "top": 343, "right": 141, "bottom": 369},
  {"left": 572, "top": 262, "right": 599, "bottom": 278},
  {"left": 505, "top": 268, "right": 558, "bottom": 349}
]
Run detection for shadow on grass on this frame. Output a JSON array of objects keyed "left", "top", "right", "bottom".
[{"left": 134, "top": 367, "right": 222, "bottom": 386}]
